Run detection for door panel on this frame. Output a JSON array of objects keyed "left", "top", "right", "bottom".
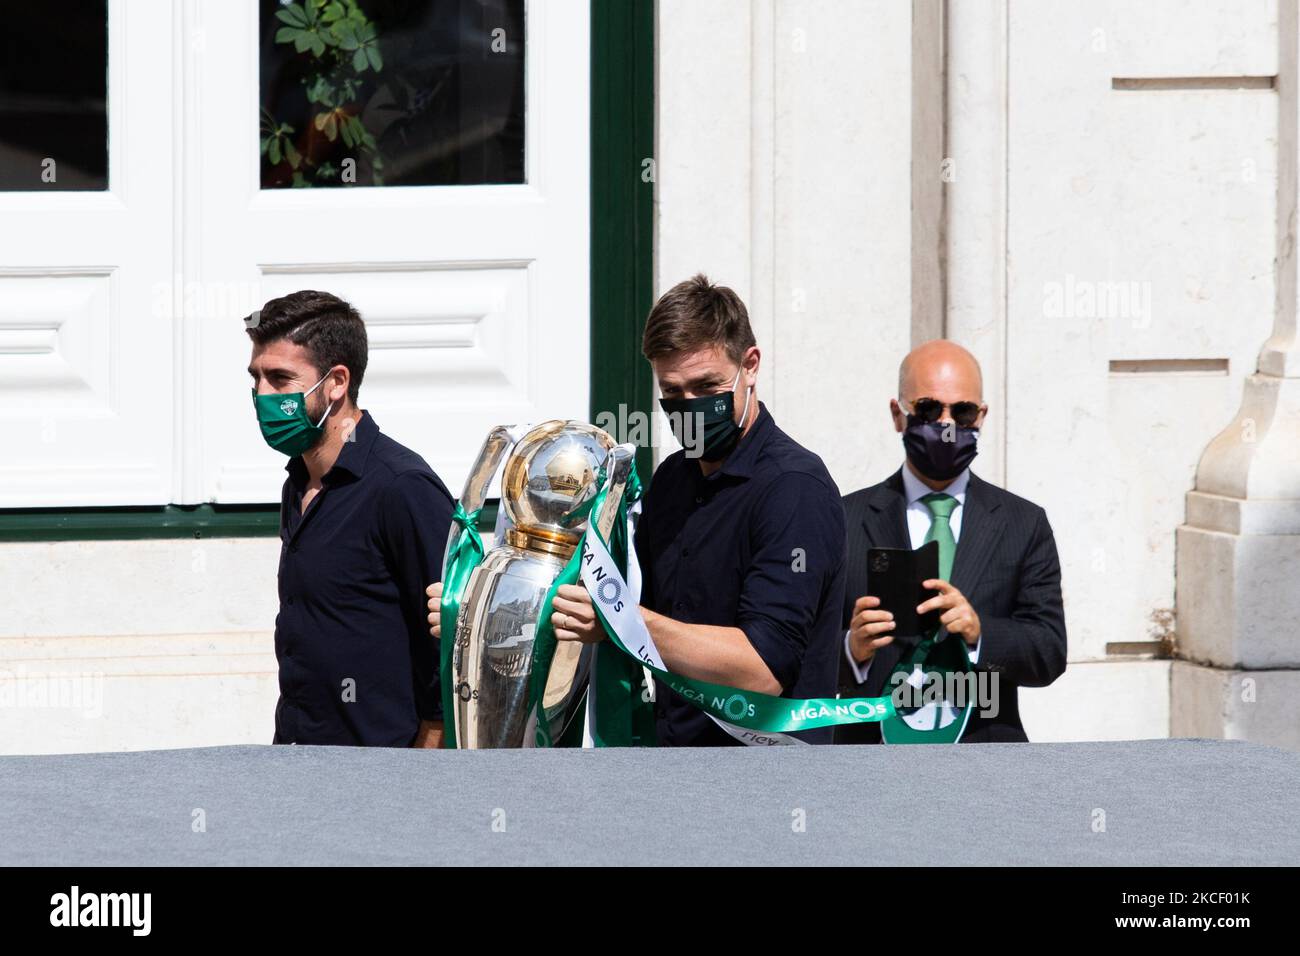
[
  {"left": 0, "top": 0, "right": 174, "bottom": 506},
  {"left": 194, "top": 0, "right": 590, "bottom": 503}
]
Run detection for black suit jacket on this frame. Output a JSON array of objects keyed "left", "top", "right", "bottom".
[{"left": 835, "top": 468, "right": 1067, "bottom": 743}]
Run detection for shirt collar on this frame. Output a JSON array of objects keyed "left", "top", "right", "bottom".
[
  {"left": 284, "top": 409, "right": 380, "bottom": 485},
  {"left": 900, "top": 461, "right": 970, "bottom": 507},
  {"left": 716, "top": 400, "right": 773, "bottom": 480}
]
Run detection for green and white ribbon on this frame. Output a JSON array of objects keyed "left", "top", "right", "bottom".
[
  {"left": 438, "top": 423, "right": 531, "bottom": 750},
  {"left": 580, "top": 468, "right": 658, "bottom": 747},
  {"left": 576, "top": 464, "right": 897, "bottom": 746},
  {"left": 879, "top": 630, "right": 973, "bottom": 744},
  {"left": 438, "top": 500, "right": 485, "bottom": 750},
  {"left": 523, "top": 462, "right": 656, "bottom": 747}
]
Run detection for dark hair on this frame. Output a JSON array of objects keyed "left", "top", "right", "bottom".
[
  {"left": 641, "top": 273, "right": 756, "bottom": 364},
  {"left": 245, "top": 290, "right": 368, "bottom": 404}
]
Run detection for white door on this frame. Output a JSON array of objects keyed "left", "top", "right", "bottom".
[
  {"left": 191, "top": 0, "right": 590, "bottom": 503},
  {"left": 0, "top": 0, "right": 175, "bottom": 506},
  {"left": 0, "top": 0, "right": 590, "bottom": 508}
]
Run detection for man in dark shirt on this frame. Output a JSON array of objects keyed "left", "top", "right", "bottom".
[
  {"left": 549, "top": 274, "right": 846, "bottom": 745},
  {"left": 246, "top": 290, "right": 454, "bottom": 747}
]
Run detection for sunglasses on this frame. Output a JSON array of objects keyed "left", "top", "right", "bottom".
[{"left": 906, "top": 397, "right": 982, "bottom": 428}]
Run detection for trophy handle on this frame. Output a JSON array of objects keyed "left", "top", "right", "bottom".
[
  {"left": 544, "top": 443, "right": 637, "bottom": 746},
  {"left": 594, "top": 443, "right": 637, "bottom": 542},
  {"left": 443, "top": 425, "right": 514, "bottom": 568}
]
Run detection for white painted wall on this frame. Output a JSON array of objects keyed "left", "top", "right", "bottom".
[
  {"left": 0, "top": 539, "right": 280, "bottom": 754},
  {"left": 656, "top": 0, "right": 913, "bottom": 492},
  {"left": 1002, "top": 0, "right": 1280, "bottom": 741},
  {"left": 1005, "top": 0, "right": 1277, "bottom": 667}
]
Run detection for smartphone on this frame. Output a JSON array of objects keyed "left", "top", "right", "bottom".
[{"left": 866, "top": 539, "right": 940, "bottom": 637}]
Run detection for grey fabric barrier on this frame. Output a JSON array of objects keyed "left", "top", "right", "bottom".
[{"left": 1, "top": 738, "right": 1296, "bottom": 866}]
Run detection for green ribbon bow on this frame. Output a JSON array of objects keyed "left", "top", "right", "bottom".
[{"left": 438, "top": 500, "right": 484, "bottom": 750}]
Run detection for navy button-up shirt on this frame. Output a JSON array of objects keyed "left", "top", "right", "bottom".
[
  {"left": 273, "top": 410, "right": 454, "bottom": 747},
  {"left": 634, "top": 401, "right": 847, "bottom": 746}
]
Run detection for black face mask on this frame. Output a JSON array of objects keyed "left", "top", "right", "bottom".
[
  {"left": 659, "top": 367, "right": 753, "bottom": 462},
  {"left": 902, "top": 414, "right": 979, "bottom": 481}
]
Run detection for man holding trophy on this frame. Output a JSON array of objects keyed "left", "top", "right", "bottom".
[
  {"left": 600, "top": 274, "right": 848, "bottom": 744},
  {"left": 429, "top": 274, "right": 849, "bottom": 747}
]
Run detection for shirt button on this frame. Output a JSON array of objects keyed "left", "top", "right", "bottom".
[
  {"left": 682, "top": 547, "right": 690, "bottom": 557},
  {"left": 694, "top": 496, "right": 703, "bottom": 504},
  {"left": 286, "top": 596, "right": 295, "bottom": 605}
]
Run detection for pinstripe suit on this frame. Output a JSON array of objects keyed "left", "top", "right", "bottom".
[{"left": 835, "top": 467, "right": 1067, "bottom": 743}]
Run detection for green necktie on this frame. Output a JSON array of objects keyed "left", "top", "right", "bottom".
[
  {"left": 920, "top": 492, "right": 958, "bottom": 582},
  {"left": 883, "top": 491, "right": 972, "bottom": 743}
]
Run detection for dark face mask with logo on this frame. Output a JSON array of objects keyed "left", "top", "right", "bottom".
[
  {"left": 902, "top": 414, "right": 979, "bottom": 481},
  {"left": 659, "top": 366, "right": 753, "bottom": 463},
  {"left": 252, "top": 372, "right": 336, "bottom": 457}
]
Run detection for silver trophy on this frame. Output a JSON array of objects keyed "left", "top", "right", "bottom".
[{"left": 449, "top": 420, "right": 620, "bottom": 748}]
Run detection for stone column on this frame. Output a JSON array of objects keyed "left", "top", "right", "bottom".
[{"left": 1174, "top": 3, "right": 1300, "bottom": 750}]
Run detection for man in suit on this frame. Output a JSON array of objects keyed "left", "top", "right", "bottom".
[{"left": 836, "top": 340, "right": 1066, "bottom": 743}]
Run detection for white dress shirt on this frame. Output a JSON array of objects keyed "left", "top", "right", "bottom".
[{"left": 844, "top": 464, "right": 981, "bottom": 684}]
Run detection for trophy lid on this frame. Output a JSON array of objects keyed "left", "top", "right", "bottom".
[{"left": 501, "top": 420, "right": 616, "bottom": 543}]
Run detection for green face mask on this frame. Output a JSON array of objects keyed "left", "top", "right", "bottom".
[{"left": 252, "top": 373, "right": 335, "bottom": 457}]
